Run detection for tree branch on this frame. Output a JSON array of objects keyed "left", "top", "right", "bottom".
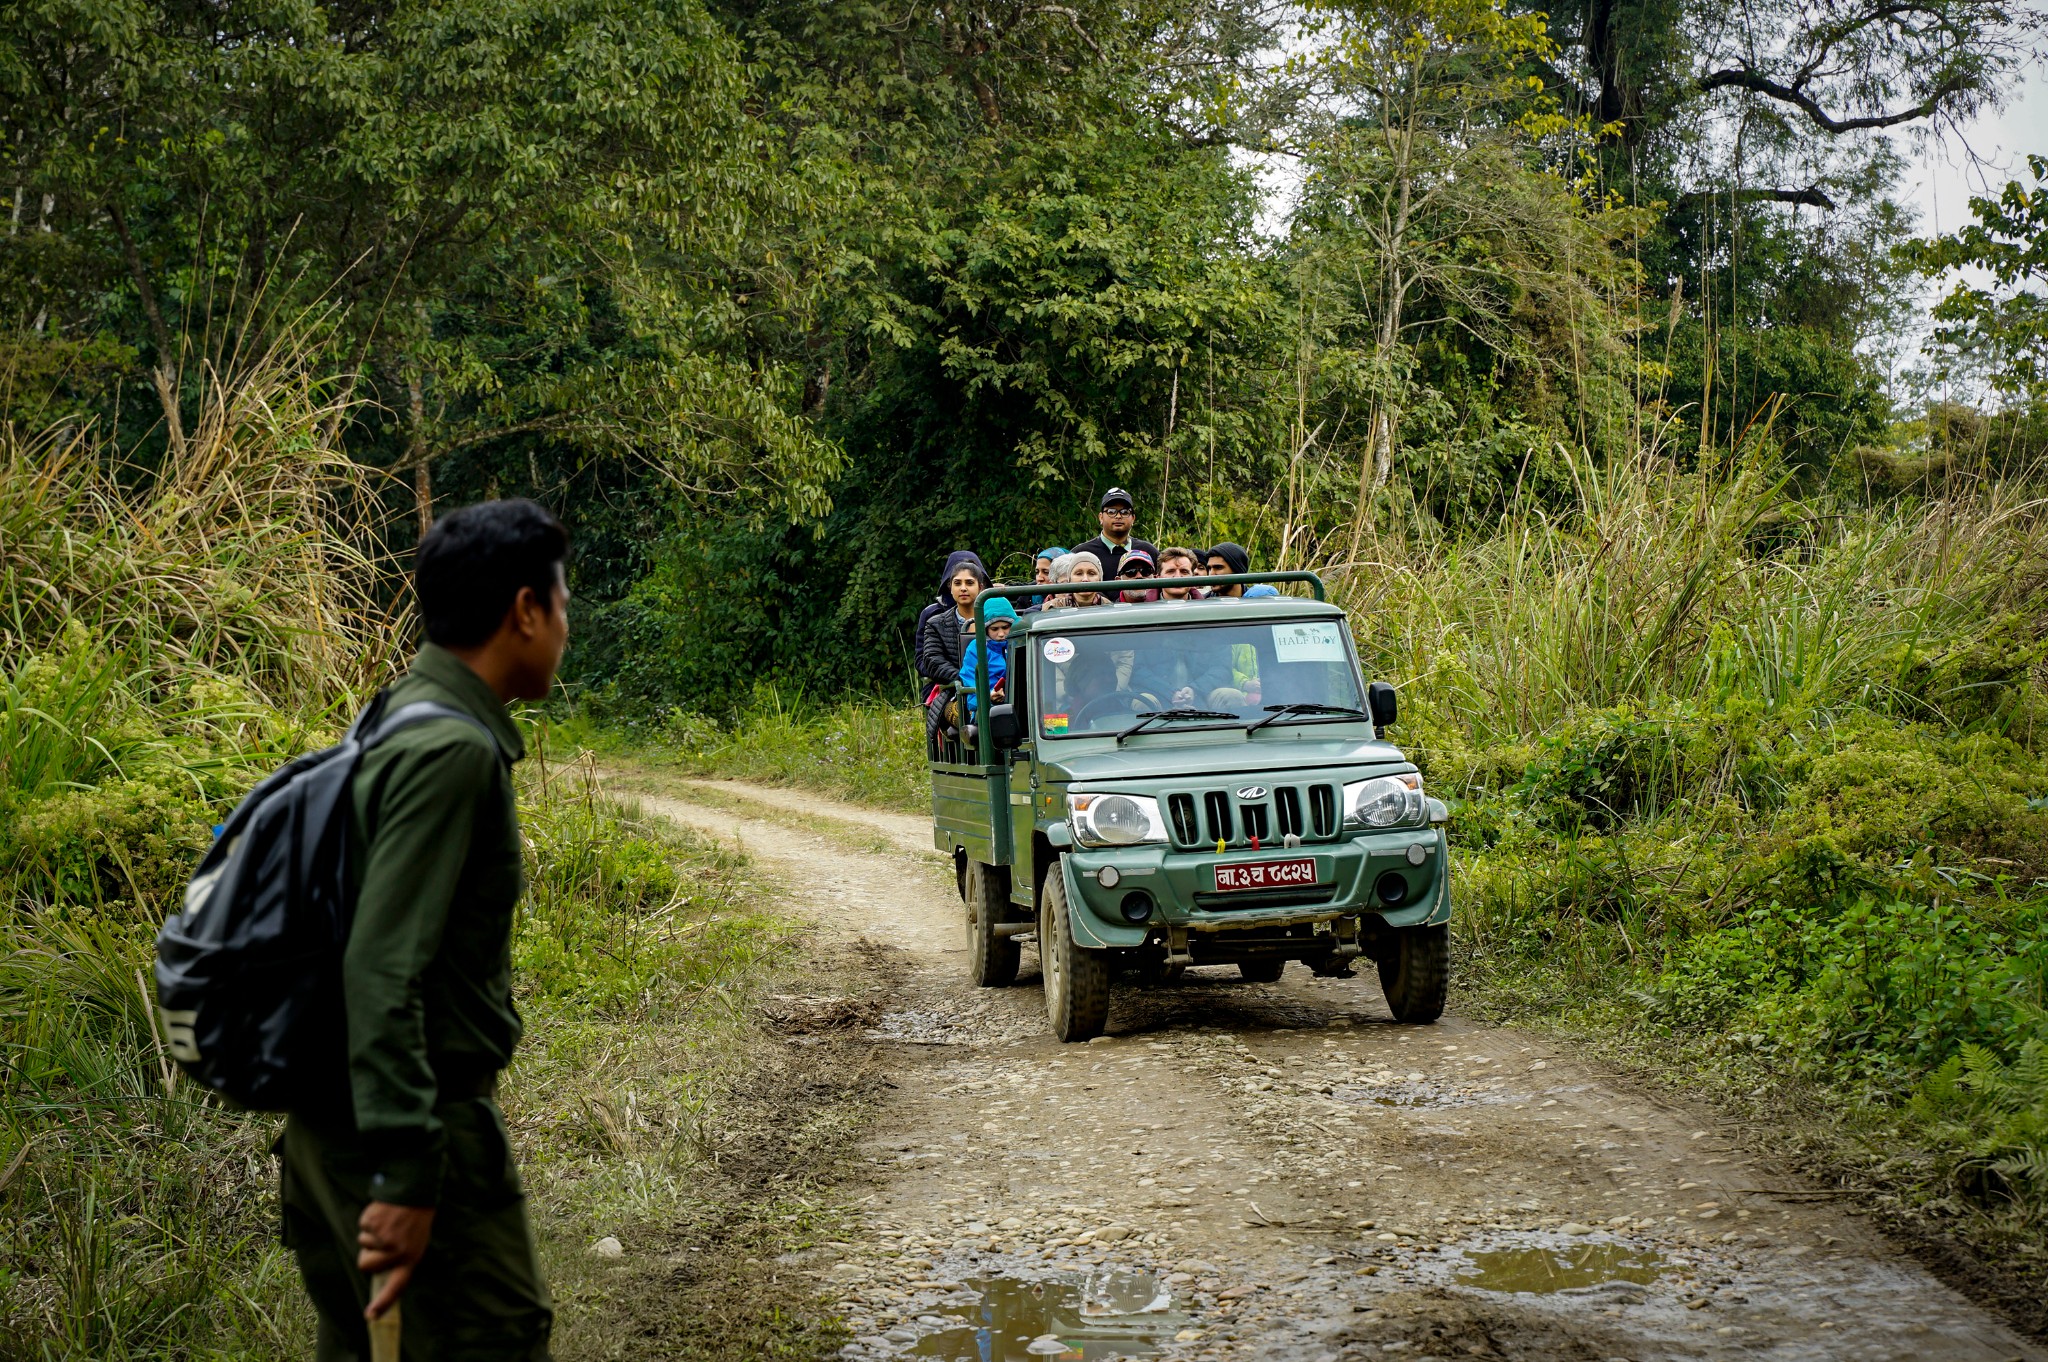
[
  {"left": 1678, "top": 185, "right": 1839, "bottom": 210},
  {"left": 1697, "top": 66, "right": 1969, "bottom": 132}
]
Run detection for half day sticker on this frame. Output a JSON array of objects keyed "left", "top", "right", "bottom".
[
  {"left": 1042, "top": 636, "right": 1077, "bottom": 664},
  {"left": 1043, "top": 713, "right": 1070, "bottom": 733},
  {"left": 1272, "top": 621, "right": 1346, "bottom": 663}
]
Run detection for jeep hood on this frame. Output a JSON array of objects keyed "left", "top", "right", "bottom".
[{"left": 1045, "top": 733, "right": 1409, "bottom": 785}]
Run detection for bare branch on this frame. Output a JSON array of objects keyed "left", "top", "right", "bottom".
[{"left": 1697, "top": 65, "right": 1971, "bottom": 133}]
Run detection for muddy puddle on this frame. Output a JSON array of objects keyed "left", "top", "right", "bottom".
[
  {"left": 910, "top": 1271, "right": 1184, "bottom": 1360},
  {"left": 1454, "top": 1241, "right": 1669, "bottom": 1294},
  {"left": 1331, "top": 1077, "right": 1520, "bottom": 1109}
]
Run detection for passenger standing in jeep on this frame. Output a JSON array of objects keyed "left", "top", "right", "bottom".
[{"left": 279, "top": 500, "right": 567, "bottom": 1362}]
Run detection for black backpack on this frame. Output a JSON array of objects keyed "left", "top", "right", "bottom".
[{"left": 153, "top": 690, "right": 505, "bottom": 1109}]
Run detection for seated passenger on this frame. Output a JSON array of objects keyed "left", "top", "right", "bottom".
[
  {"left": 1115, "top": 547, "right": 1158, "bottom": 603},
  {"left": 1205, "top": 541, "right": 1251, "bottom": 597},
  {"left": 920, "top": 553, "right": 989, "bottom": 753},
  {"left": 957, "top": 599, "right": 1017, "bottom": 714},
  {"left": 916, "top": 551, "right": 989, "bottom": 691},
  {"left": 1156, "top": 546, "right": 1204, "bottom": 600},
  {"left": 1042, "top": 552, "right": 1112, "bottom": 609},
  {"left": 1022, "top": 546, "right": 1067, "bottom": 614}
]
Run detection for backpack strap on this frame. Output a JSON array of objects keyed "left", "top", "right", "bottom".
[{"left": 361, "top": 700, "right": 512, "bottom": 766}]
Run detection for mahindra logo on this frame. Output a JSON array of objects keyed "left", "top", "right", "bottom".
[{"left": 1235, "top": 784, "right": 1267, "bottom": 800}]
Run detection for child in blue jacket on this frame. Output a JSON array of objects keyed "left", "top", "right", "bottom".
[{"left": 957, "top": 597, "right": 1018, "bottom": 715}]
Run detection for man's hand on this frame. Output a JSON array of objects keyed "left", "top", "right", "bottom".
[
  {"left": 358, "top": 1201, "right": 436, "bottom": 1319},
  {"left": 1171, "top": 686, "right": 1195, "bottom": 706}
]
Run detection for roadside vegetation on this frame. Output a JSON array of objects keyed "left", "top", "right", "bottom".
[
  {"left": 0, "top": 372, "right": 848, "bottom": 1359},
  {"left": 648, "top": 430, "right": 2048, "bottom": 1296}
]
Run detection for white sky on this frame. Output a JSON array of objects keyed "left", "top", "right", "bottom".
[{"left": 1900, "top": 55, "right": 2047, "bottom": 240}]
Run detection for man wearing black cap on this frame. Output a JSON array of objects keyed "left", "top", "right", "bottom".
[{"left": 1074, "top": 487, "right": 1158, "bottom": 581}]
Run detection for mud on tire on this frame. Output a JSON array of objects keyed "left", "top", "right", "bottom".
[
  {"left": 1378, "top": 922, "right": 1448, "bottom": 1022},
  {"left": 966, "top": 860, "right": 1019, "bottom": 988},
  {"left": 1039, "top": 861, "right": 1109, "bottom": 1041}
]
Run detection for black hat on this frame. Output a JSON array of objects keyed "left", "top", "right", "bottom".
[{"left": 1100, "top": 486, "right": 1134, "bottom": 510}]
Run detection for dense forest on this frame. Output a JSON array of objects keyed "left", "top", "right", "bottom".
[
  {"left": 9, "top": 0, "right": 2041, "bottom": 704},
  {"left": 3, "top": 0, "right": 2047, "bottom": 1355}
]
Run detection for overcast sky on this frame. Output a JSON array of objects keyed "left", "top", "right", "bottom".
[{"left": 1901, "top": 55, "right": 2047, "bottom": 238}]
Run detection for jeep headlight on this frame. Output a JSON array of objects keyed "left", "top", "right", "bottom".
[
  {"left": 1343, "top": 773, "right": 1425, "bottom": 829},
  {"left": 1067, "top": 792, "right": 1167, "bottom": 847}
]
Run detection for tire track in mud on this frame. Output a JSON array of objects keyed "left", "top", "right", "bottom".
[{"left": 621, "top": 773, "right": 2042, "bottom": 1362}]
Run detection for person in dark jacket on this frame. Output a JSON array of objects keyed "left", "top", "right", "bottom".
[
  {"left": 1073, "top": 487, "right": 1158, "bottom": 579},
  {"left": 1205, "top": 541, "right": 1252, "bottom": 597},
  {"left": 917, "top": 554, "right": 988, "bottom": 692},
  {"left": 280, "top": 500, "right": 566, "bottom": 1362},
  {"left": 919, "top": 553, "right": 989, "bottom": 754},
  {"left": 913, "top": 550, "right": 989, "bottom": 691}
]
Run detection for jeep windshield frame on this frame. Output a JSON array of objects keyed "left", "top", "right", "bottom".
[
  {"left": 1027, "top": 615, "right": 1366, "bottom": 742},
  {"left": 961, "top": 572, "right": 1329, "bottom": 765}
]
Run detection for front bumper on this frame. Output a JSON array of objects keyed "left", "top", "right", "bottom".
[{"left": 1061, "top": 826, "right": 1450, "bottom": 949}]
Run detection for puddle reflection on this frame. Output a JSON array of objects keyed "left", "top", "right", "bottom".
[
  {"left": 910, "top": 1271, "right": 1180, "bottom": 1360},
  {"left": 1455, "top": 1242, "right": 1667, "bottom": 1294}
]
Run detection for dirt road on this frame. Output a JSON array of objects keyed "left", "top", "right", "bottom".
[{"left": 622, "top": 773, "right": 2041, "bottom": 1362}]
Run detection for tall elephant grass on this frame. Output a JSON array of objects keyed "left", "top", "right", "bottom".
[
  {"left": 1, "top": 354, "right": 396, "bottom": 714},
  {"left": 1329, "top": 448, "right": 2048, "bottom": 1245},
  {"left": 0, "top": 352, "right": 393, "bottom": 1356},
  {"left": 1339, "top": 449, "right": 2045, "bottom": 751}
]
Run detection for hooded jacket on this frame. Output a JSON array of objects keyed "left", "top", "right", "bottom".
[
  {"left": 958, "top": 602, "right": 1016, "bottom": 715},
  {"left": 915, "top": 551, "right": 988, "bottom": 688}
]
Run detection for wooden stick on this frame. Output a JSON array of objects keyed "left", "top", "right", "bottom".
[{"left": 368, "top": 1275, "right": 401, "bottom": 1362}]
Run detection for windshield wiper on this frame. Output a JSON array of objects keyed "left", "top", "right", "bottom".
[
  {"left": 1246, "top": 702, "right": 1373, "bottom": 735},
  {"left": 1116, "top": 709, "right": 1242, "bottom": 745}
]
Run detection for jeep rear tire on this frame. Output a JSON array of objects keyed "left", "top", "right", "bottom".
[
  {"left": 1237, "top": 959, "right": 1286, "bottom": 983},
  {"left": 1039, "top": 862, "right": 1109, "bottom": 1041},
  {"left": 1378, "top": 923, "right": 1448, "bottom": 1023},
  {"left": 966, "top": 860, "right": 1019, "bottom": 988}
]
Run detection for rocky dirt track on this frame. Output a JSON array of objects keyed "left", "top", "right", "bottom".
[{"left": 620, "top": 773, "right": 2042, "bottom": 1362}]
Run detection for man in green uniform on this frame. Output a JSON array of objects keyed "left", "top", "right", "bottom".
[{"left": 279, "top": 499, "right": 569, "bottom": 1361}]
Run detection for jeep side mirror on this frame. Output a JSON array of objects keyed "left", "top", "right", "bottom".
[
  {"left": 1367, "top": 681, "right": 1397, "bottom": 734},
  {"left": 988, "top": 704, "right": 1022, "bottom": 750}
]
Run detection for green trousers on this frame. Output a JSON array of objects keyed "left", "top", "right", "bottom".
[{"left": 279, "top": 1097, "right": 554, "bottom": 1362}]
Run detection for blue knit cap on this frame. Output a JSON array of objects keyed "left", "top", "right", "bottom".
[{"left": 982, "top": 597, "right": 1020, "bottom": 627}]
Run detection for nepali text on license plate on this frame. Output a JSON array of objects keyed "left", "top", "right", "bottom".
[{"left": 1212, "top": 858, "right": 1317, "bottom": 892}]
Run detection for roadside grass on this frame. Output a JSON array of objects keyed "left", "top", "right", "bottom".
[
  {"left": 558, "top": 686, "right": 928, "bottom": 814},
  {"left": 0, "top": 387, "right": 868, "bottom": 1357}
]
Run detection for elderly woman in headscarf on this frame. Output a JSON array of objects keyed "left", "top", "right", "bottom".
[{"left": 1039, "top": 551, "right": 1114, "bottom": 610}]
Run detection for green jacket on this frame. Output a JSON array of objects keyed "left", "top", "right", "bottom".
[{"left": 344, "top": 644, "right": 526, "bottom": 1206}]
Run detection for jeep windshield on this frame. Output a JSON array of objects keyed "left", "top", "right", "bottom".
[{"left": 1031, "top": 617, "right": 1366, "bottom": 739}]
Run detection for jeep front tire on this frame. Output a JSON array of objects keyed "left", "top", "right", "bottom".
[
  {"left": 1039, "top": 861, "right": 1109, "bottom": 1041},
  {"left": 1378, "top": 923, "right": 1448, "bottom": 1022}
]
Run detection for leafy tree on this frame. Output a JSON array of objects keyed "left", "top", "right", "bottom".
[
  {"left": 1913, "top": 154, "right": 2048, "bottom": 404},
  {"left": 0, "top": 0, "right": 841, "bottom": 523}
]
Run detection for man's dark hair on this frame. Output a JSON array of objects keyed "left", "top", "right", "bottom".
[{"left": 415, "top": 500, "right": 569, "bottom": 648}]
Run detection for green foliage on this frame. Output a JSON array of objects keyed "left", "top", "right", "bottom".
[
  {"left": 578, "top": 684, "right": 930, "bottom": 813},
  {"left": 1913, "top": 154, "right": 2048, "bottom": 403},
  {"left": 0, "top": 383, "right": 800, "bottom": 1355},
  {"left": 1912, "top": 1033, "right": 2048, "bottom": 1210}
]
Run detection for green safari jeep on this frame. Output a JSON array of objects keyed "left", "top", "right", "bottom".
[{"left": 930, "top": 571, "right": 1450, "bottom": 1041}]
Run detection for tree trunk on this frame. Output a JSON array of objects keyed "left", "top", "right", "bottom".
[
  {"left": 409, "top": 370, "right": 433, "bottom": 537},
  {"left": 107, "top": 201, "right": 187, "bottom": 457}
]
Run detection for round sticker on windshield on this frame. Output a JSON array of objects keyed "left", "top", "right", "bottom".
[{"left": 1042, "top": 636, "right": 1076, "bottom": 664}]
